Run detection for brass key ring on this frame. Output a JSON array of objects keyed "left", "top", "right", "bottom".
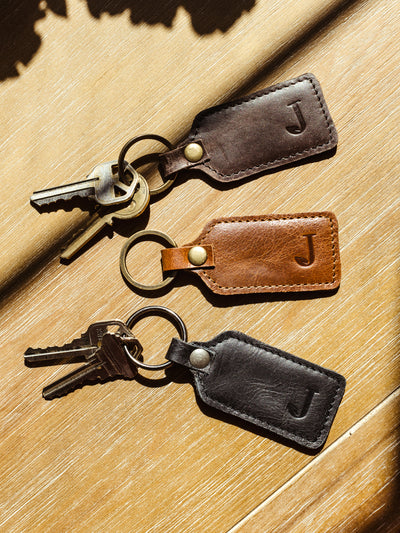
[
  {"left": 120, "top": 230, "right": 178, "bottom": 291},
  {"left": 118, "top": 134, "right": 178, "bottom": 196},
  {"left": 124, "top": 305, "right": 187, "bottom": 371}
]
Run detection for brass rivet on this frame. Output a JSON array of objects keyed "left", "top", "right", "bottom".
[
  {"left": 189, "top": 348, "right": 210, "bottom": 369},
  {"left": 188, "top": 246, "right": 208, "bottom": 266},
  {"left": 184, "top": 143, "right": 204, "bottom": 162}
]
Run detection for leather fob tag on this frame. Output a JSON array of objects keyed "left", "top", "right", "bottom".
[
  {"left": 166, "top": 331, "right": 346, "bottom": 451},
  {"left": 159, "top": 73, "right": 337, "bottom": 182},
  {"left": 161, "top": 212, "right": 341, "bottom": 295}
]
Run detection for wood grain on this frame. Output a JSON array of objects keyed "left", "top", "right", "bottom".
[
  {"left": 1, "top": 0, "right": 399, "bottom": 531},
  {"left": 230, "top": 388, "right": 400, "bottom": 532}
]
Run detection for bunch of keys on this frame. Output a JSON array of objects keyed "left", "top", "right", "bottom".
[
  {"left": 24, "top": 307, "right": 188, "bottom": 400},
  {"left": 25, "top": 306, "right": 345, "bottom": 451},
  {"left": 30, "top": 135, "right": 177, "bottom": 261},
  {"left": 30, "top": 159, "right": 151, "bottom": 261},
  {"left": 24, "top": 319, "right": 144, "bottom": 400}
]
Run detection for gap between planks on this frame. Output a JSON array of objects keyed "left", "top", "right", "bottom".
[{"left": 229, "top": 386, "right": 400, "bottom": 532}]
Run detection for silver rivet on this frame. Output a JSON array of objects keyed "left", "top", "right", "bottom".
[
  {"left": 184, "top": 143, "right": 204, "bottom": 162},
  {"left": 188, "top": 246, "right": 208, "bottom": 266},
  {"left": 189, "top": 348, "right": 210, "bottom": 369}
]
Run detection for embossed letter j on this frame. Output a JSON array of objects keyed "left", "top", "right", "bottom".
[
  {"left": 286, "top": 100, "right": 306, "bottom": 134},
  {"left": 287, "top": 387, "right": 318, "bottom": 419},
  {"left": 295, "top": 233, "right": 316, "bottom": 267}
]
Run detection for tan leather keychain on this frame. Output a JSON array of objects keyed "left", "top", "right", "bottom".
[{"left": 120, "top": 212, "right": 340, "bottom": 294}]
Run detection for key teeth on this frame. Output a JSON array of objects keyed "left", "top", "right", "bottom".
[
  {"left": 43, "top": 382, "right": 88, "bottom": 400},
  {"left": 24, "top": 347, "right": 40, "bottom": 355},
  {"left": 24, "top": 336, "right": 91, "bottom": 357},
  {"left": 60, "top": 215, "right": 112, "bottom": 262},
  {"left": 42, "top": 375, "right": 100, "bottom": 400},
  {"left": 41, "top": 359, "right": 105, "bottom": 400},
  {"left": 43, "top": 388, "right": 66, "bottom": 401},
  {"left": 24, "top": 333, "right": 95, "bottom": 366},
  {"left": 30, "top": 194, "right": 95, "bottom": 213},
  {"left": 24, "top": 345, "right": 72, "bottom": 364},
  {"left": 36, "top": 332, "right": 140, "bottom": 400},
  {"left": 25, "top": 342, "right": 76, "bottom": 356},
  {"left": 42, "top": 366, "right": 135, "bottom": 400}
]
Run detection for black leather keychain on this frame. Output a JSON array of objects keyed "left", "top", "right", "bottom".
[
  {"left": 125, "top": 307, "right": 346, "bottom": 452},
  {"left": 25, "top": 306, "right": 345, "bottom": 452},
  {"left": 165, "top": 331, "right": 345, "bottom": 451}
]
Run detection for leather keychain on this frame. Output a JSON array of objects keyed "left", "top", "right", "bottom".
[
  {"left": 125, "top": 307, "right": 346, "bottom": 452},
  {"left": 117, "top": 73, "right": 338, "bottom": 193},
  {"left": 165, "top": 330, "right": 345, "bottom": 451},
  {"left": 119, "top": 212, "right": 341, "bottom": 294},
  {"left": 25, "top": 306, "right": 345, "bottom": 452}
]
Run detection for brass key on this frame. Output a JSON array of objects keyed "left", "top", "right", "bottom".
[
  {"left": 41, "top": 332, "right": 142, "bottom": 400},
  {"left": 61, "top": 174, "right": 150, "bottom": 261},
  {"left": 24, "top": 320, "right": 133, "bottom": 365}
]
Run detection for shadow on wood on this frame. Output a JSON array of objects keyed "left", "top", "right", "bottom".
[{"left": 0, "top": 0, "right": 255, "bottom": 81}]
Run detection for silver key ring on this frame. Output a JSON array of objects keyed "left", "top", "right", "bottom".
[{"left": 124, "top": 306, "right": 187, "bottom": 371}]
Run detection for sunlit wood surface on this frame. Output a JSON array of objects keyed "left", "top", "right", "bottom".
[{"left": 1, "top": 0, "right": 399, "bottom": 531}]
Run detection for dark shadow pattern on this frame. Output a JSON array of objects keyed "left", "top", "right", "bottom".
[
  {"left": 86, "top": 0, "right": 255, "bottom": 34},
  {"left": 0, "top": 0, "right": 255, "bottom": 81},
  {"left": 0, "top": 0, "right": 67, "bottom": 81}
]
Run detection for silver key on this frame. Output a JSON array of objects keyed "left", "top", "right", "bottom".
[
  {"left": 30, "top": 161, "right": 139, "bottom": 209},
  {"left": 24, "top": 320, "right": 133, "bottom": 365},
  {"left": 41, "top": 333, "right": 142, "bottom": 400}
]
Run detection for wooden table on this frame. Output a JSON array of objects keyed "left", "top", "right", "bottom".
[{"left": 1, "top": 0, "right": 399, "bottom": 530}]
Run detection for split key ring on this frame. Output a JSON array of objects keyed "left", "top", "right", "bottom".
[
  {"left": 124, "top": 305, "right": 187, "bottom": 371},
  {"left": 117, "top": 134, "right": 178, "bottom": 197}
]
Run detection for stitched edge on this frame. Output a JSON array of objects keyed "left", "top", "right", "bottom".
[
  {"left": 194, "top": 332, "right": 345, "bottom": 447},
  {"left": 189, "top": 74, "right": 336, "bottom": 180},
  {"left": 198, "top": 214, "right": 338, "bottom": 291}
]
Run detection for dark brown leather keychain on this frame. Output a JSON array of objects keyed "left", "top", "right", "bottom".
[
  {"left": 117, "top": 73, "right": 337, "bottom": 194},
  {"left": 119, "top": 211, "right": 341, "bottom": 294},
  {"left": 25, "top": 305, "right": 346, "bottom": 452}
]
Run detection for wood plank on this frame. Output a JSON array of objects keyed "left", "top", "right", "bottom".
[{"left": 0, "top": 0, "right": 399, "bottom": 531}]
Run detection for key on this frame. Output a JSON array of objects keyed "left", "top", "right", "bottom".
[
  {"left": 24, "top": 320, "right": 133, "bottom": 365},
  {"left": 30, "top": 161, "right": 139, "bottom": 209},
  {"left": 60, "top": 173, "right": 150, "bottom": 261},
  {"left": 42, "top": 333, "right": 142, "bottom": 400}
]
